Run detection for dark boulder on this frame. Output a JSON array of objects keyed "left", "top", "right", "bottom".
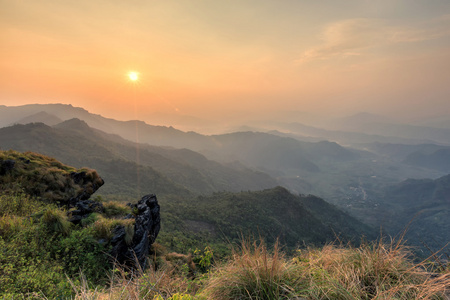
[
  {"left": 0, "top": 159, "right": 15, "bottom": 175},
  {"left": 110, "top": 194, "right": 161, "bottom": 269},
  {"left": 68, "top": 199, "right": 105, "bottom": 224}
]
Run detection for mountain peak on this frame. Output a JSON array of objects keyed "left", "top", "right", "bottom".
[
  {"left": 12, "top": 111, "right": 62, "bottom": 126},
  {"left": 53, "top": 118, "right": 92, "bottom": 132}
]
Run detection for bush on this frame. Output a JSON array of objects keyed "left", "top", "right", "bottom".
[{"left": 57, "top": 227, "right": 110, "bottom": 283}]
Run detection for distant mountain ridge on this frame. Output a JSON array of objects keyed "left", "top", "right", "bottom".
[
  {"left": 0, "top": 119, "right": 278, "bottom": 197},
  {"left": 1, "top": 104, "right": 446, "bottom": 205}
]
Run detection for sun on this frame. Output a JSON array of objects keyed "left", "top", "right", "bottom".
[{"left": 128, "top": 71, "right": 139, "bottom": 81}]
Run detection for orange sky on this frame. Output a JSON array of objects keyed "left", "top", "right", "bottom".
[{"left": 1, "top": 1, "right": 450, "bottom": 125}]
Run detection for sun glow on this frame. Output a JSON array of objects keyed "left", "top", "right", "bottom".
[{"left": 128, "top": 72, "right": 139, "bottom": 81}]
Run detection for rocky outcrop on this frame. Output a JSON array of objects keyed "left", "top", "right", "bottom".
[
  {"left": 69, "top": 170, "right": 104, "bottom": 203},
  {"left": 67, "top": 171, "right": 105, "bottom": 224},
  {"left": 110, "top": 194, "right": 161, "bottom": 269}
]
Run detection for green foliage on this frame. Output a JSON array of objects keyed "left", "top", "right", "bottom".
[
  {"left": 0, "top": 210, "right": 111, "bottom": 298},
  {"left": 56, "top": 227, "right": 111, "bottom": 282},
  {"left": 0, "top": 218, "right": 73, "bottom": 298},
  {"left": 0, "top": 191, "right": 44, "bottom": 217},
  {"left": 80, "top": 212, "right": 100, "bottom": 227},
  {"left": 192, "top": 246, "right": 214, "bottom": 273},
  {"left": 0, "top": 215, "right": 31, "bottom": 237}
]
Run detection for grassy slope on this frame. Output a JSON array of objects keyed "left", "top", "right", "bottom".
[{"left": 0, "top": 150, "right": 132, "bottom": 298}]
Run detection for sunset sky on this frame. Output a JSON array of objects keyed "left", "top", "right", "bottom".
[{"left": 1, "top": 0, "right": 450, "bottom": 125}]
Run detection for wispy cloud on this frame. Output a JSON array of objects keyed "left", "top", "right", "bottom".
[{"left": 297, "top": 15, "right": 450, "bottom": 64}]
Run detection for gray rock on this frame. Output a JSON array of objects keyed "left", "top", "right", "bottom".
[{"left": 110, "top": 194, "right": 160, "bottom": 270}]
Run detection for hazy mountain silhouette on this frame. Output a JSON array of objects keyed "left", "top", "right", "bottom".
[
  {"left": 261, "top": 121, "right": 443, "bottom": 146},
  {"left": 355, "top": 142, "right": 449, "bottom": 161},
  {"left": 11, "top": 111, "right": 63, "bottom": 126},
  {"left": 0, "top": 104, "right": 211, "bottom": 149},
  {"left": 0, "top": 119, "right": 278, "bottom": 195},
  {"left": 329, "top": 113, "right": 450, "bottom": 145}
]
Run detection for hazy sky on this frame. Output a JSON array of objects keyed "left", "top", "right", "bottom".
[{"left": 1, "top": 0, "right": 450, "bottom": 124}]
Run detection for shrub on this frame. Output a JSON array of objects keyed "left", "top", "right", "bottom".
[
  {"left": 192, "top": 246, "right": 214, "bottom": 273},
  {"left": 0, "top": 220, "right": 74, "bottom": 298},
  {"left": 57, "top": 227, "right": 110, "bottom": 283}
]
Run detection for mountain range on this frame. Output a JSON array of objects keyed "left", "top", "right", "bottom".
[{"left": 0, "top": 103, "right": 449, "bottom": 253}]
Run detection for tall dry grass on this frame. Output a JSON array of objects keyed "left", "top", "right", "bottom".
[
  {"left": 295, "top": 238, "right": 450, "bottom": 299},
  {"left": 62, "top": 237, "right": 450, "bottom": 300},
  {"left": 201, "top": 239, "right": 303, "bottom": 299}
]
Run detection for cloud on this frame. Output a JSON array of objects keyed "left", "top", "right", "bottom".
[
  {"left": 389, "top": 15, "right": 450, "bottom": 43},
  {"left": 297, "top": 15, "right": 450, "bottom": 64},
  {"left": 296, "top": 18, "right": 386, "bottom": 64}
]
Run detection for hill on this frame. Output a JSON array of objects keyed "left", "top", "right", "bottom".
[
  {"left": 159, "top": 186, "right": 376, "bottom": 253},
  {"left": 0, "top": 120, "right": 278, "bottom": 197}
]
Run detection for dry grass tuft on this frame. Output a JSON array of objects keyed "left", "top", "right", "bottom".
[
  {"left": 92, "top": 216, "right": 135, "bottom": 241},
  {"left": 201, "top": 239, "right": 302, "bottom": 300},
  {"left": 41, "top": 207, "right": 71, "bottom": 236}
]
